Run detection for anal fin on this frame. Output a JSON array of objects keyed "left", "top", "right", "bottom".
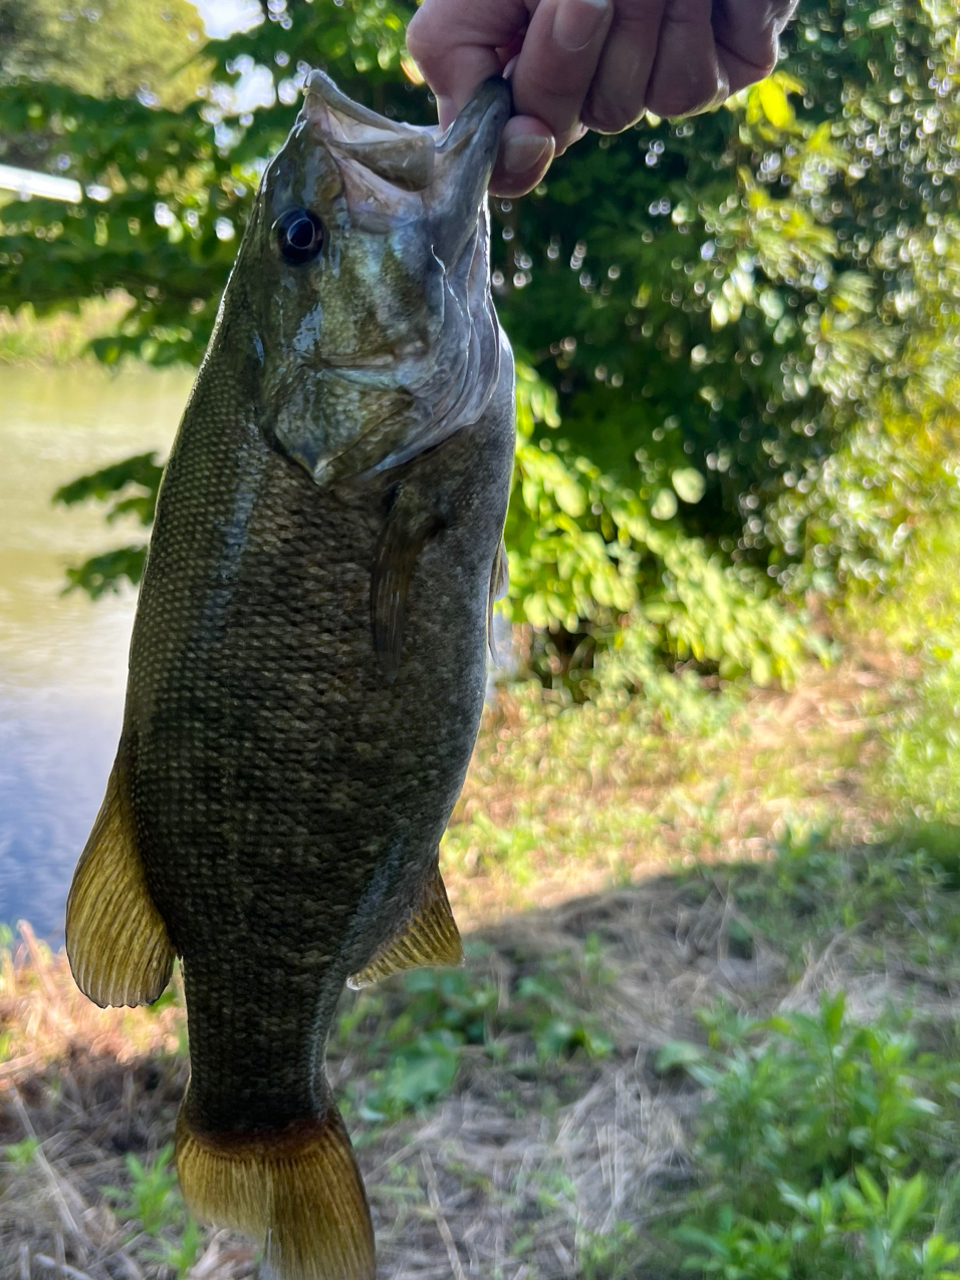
[
  {"left": 348, "top": 865, "right": 463, "bottom": 990},
  {"left": 65, "top": 751, "right": 175, "bottom": 1008}
]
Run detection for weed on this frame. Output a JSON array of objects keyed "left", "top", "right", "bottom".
[
  {"left": 666, "top": 994, "right": 960, "bottom": 1280},
  {"left": 860, "top": 510, "right": 960, "bottom": 827},
  {"left": 881, "top": 652, "right": 960, "bottom": 824},
  {"left": 333, "top": 946, "right": 615, "bottom": 1122},
  {"left": 4, "top": 1137, "right": 40, "bottom": 1170},
  {"left": 678, "top": 1172, "right": 960, "bottom": 1280},
  {"left": 701, "top": 819, "right": 960, "bottom": 968},
  {"left": 104, "top": 1145, "right": 199, "bottom": 1278},
  {"left": 703, "top": 997, "right": 938, "bottom": 1189},
  {"left": 576, "top": 1222, "right": 643, "bottom": 1280}
]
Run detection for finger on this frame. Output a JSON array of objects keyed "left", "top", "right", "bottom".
[
  {"left": 581, "top": 0, "right": 667, "bottom": 134},
  {"left": 406, "top": 0, "right": 531, "bottom": 121},
  {"left": 712, "top": 0, "right": 800, "bottom": 92},
  {"left": 644, "top": 0, "right": 728, "bottom": 118},
  {"left": 509, "top": 0, "right": 614, "bottom": 155},
  {"left": 490, "top": 114, "right": 557, "bottom": 197}
]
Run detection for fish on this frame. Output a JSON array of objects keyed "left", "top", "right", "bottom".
[{"left": 64, "top": 70, "right": 515, "bottom": 1280}]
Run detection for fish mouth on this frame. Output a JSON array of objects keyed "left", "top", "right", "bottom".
[
  {"left": 430, "top": 78, "right": 511, "bottom": 265},
  {"left": 302, "top": 70, "right": 510, "bottom": 263}
]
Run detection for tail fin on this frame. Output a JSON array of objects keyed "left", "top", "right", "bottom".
[{"left": 176, "top": 1104, "right": 375, "bottom": 1280}]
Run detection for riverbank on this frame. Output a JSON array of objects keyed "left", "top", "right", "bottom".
[
  {"left": 0, "top": 298, "right": 132, "bottom": 368},
  {"left": 4, "top": 635, "right": 960, "bottom": 1280},
  {"left": 0, "top": 364, "right": 192, "bottom": 937}
]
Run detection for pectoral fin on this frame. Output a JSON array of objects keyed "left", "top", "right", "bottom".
[
  {"left": 65, "top": 751, "right": 175, "bottom": 1009},
  {"left": 487, "top": 537, "right": 509, "bottom": 663},
  {"left": 370, "top": 485, "right": 441, "bottom": 682},
  {"left": 348, "top": 865, "right": 463, "bottom": 989}
]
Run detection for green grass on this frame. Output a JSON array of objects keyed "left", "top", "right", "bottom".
[
  {"left": 103, "top": 1146, "right": 200, "bottom": 1278},
  {"left": 329, "top": 941, "right": 617, "bottom": 1129},
  {"left": 660, "top": 994, "right": 960, "bottom": 1280},
  {"left": 689, "top": 821, "right": 960, "bottom": 977},
  {"left": 852, "top": 511, "right": 960, "bottom": 825}
]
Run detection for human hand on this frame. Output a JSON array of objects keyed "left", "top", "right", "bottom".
[{"left": 406, "top": 0, "right": 800, "bottom": 197}]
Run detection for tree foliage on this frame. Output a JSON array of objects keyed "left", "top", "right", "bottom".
[
  {"left": 0, "top": 0, "right": 208, "bottom": 138},
  {"left": 2, "top": 0, "right": 958, "bottom": 690}
]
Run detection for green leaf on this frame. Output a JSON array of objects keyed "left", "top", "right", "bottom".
[
  {"left": 758, "top": 77, "right": 795, "bottom": 129},
  {"left": 654, "top": 1040, "right": 708, "bottom": 1075},
  {"left": 651, "top": 489, "right": 678, "bottom": 521},
  {"left": 672, "top": 468, "right": 706, "bottom": 505}
]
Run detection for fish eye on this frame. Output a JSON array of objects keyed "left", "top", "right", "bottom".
[{"left": 274, "top": 208, "right": 325, "bottom": 265}]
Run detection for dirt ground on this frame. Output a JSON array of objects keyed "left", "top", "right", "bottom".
[
  {"left": 2, "top": 653, "right": 955, "bottom": 1280},
  {"left": 2, "top": 867, "right": 945, "bottom": 1280}
]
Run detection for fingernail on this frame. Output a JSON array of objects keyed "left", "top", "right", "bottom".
[
  {"left": 502, "top": 54, "right": 519, "bottom": 80},
  {"left": 502, "top": 133, "right": 555, "bottom": 175},
  {"left": 436, "top": 95, "right": 456, "bottom": 130},
  {"left": 553, "top": 0, "right": 609, "bottom": 53}
]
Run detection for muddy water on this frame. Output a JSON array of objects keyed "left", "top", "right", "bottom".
[{"left": 0, "top": 365, "right": 190, "bottom": 939}]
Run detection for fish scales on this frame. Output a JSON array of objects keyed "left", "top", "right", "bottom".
[
  {"left": 66, "top": 73, "right": 515, "bottom": 1280},
  {"left": 132, "top": 391, "right": 511, "bottom": 1128}
]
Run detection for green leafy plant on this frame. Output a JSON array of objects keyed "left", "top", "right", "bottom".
[
  {"left": 678, "top": 1171, "right": 960, "bottom": 1280},
  {"left": 668, "top": 995, "right": 960, "bottom": 1280},
  {"left": 333, "top": 949, "right": 615, "bottom": 1121},
  {"left": 7, "top": 0, "right": 959, "bottom": 692},
  {"left": 698, "top": 820, "right": 960, "bottom": 967},
  {"left": 575, "top": 1222, "right": 642, "bottom": 1280},
  {"left": 104, "top": 1145, "right": 200, "bottom": 1278},
  {"left": 507, "top": 365, "right": 823, "bottom": 696},
  {"left": 52, "top": 451, "right": 162, "bottom": 597},
  {"left": 4, "top": 1136, "right": 40, "bottom": 1170}
]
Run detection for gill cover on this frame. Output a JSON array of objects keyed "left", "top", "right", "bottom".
[{"left": 230, "top": 72, "right": 511, "bottom": 485}]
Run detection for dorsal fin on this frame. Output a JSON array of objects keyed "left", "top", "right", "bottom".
[{"left": 348, "top": 865, "right": 463, "bottom": 989}]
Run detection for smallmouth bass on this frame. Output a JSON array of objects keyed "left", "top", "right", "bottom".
[{"left": 65, "top": 73, "right": 514, "bottom": 1280}]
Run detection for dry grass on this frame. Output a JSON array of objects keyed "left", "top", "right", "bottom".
[
  {"left": 5, "top": 874, "right": 946, "bottom": 1280},
  {"left": 3, "top": 884, "right": 728, "bottom": 1280},
  {"left": 0, "top": 925, "right": 183, "bottom": 1076}
]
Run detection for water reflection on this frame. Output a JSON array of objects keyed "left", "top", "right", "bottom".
[{"left": 0, "top": 365, "right": 189, "bottom": 939}]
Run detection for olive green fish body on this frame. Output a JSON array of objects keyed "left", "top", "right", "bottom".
[
  {"left": 128, "top": 337, "right": 514, "bottom": 1134},
  {"left": 66, "top": 73, "right": 514, "bottom": 1280}
]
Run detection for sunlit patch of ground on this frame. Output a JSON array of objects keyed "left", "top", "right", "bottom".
[{"left": 445, "top": 649, "right": 908, "bottom": 929}]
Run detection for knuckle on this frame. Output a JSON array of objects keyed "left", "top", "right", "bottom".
[
  {"left": 404, "top": 13, "right": 441, "bottom": 63},
  {"left": 581, "top": 98, "right": 640, "bottom": 134},
  {"left": 647, "top": 79, "right": 721, "bottom": 118},
  {"left": 583, "top": 88, "right": 642, "bottom": 135}
]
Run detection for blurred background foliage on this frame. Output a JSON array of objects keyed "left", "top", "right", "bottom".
[{"left": 2, "top": 0, "right": 959, "bottom": 696}]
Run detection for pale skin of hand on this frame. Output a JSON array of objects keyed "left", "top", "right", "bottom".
[{"left": 407, "top": 0, "right": 800, "bottom": 197}]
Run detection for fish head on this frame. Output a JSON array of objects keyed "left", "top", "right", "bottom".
[{"left": 228, "top": 71, "right": 511, "bottom": 483}]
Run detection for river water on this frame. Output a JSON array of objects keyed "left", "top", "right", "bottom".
[{"left": 0, "top": 365, "right": 190, "bottom": 940}]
